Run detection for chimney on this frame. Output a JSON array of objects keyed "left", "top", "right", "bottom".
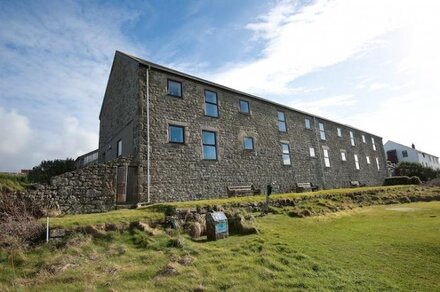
[{"left": 411, "top": 143, "right": 415, "bottom": 149}]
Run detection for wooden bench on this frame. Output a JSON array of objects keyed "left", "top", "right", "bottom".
[
  {"left": 295, "top": 182, "right": 319, "bottom": 193},
  {"left": 350, "top": 180, "right": 366, "bottom": 187},
  {"left": 227, "top": 185, "right": 261, "bottom": 197}
]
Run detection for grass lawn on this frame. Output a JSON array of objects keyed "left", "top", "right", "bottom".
[{"left": 2, "top": 201, "right": 440, "bottom": 291}]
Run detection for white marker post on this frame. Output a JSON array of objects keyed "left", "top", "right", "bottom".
[{"left": 46, "top": 216, "right": 49, "bottom": 243}]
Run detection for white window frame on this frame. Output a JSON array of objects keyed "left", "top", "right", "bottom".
[
  {"left": 362, "top": 135, "right": 366, "bottom": 143},
  {"left": 282, "top": 143, "right": 291, "bottom": 165},
  {"left": 350, "top": 131, "right": 355, "bottom": 146},
  {"left": 366, "top": 156, "right": 371, "bottom": 164},
  {"left": 354, "top": 154, "right": 360, "bottom": 170},
  {"left": 319, "top": 123, "right": 326, "bottom": 140},
  {"left": 341, "top": 150, "right": 346, "bottom": 161},
  {"left": 309, "top": 147, "right": 315, "bottom": 157},
  {"left": 372, "top": 137, "right": 377, "bottom": 151},
  {"left": 375, "top": 157, "right": 380, "bottom": 170},
  {"left": 337, "top": 127, "right": 342, "bottom": 137},
  {"left": 323, "top": 148, "right": 330, "bottom": 167}
]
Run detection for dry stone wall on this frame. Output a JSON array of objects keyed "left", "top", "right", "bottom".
[{"left": 13, "top": 157, "right": 134, "bottom": 214}]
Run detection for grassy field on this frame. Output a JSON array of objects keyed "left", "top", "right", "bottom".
[
  {"left": 1, "top": 200, "right": 440, "bottom": 291},
  {"left": 0, "top": 173, "right": 27, "bottom": 192}
]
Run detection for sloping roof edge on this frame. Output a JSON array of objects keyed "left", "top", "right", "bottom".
[
  {"left": 114, "top": 50, "right": 383, "bottom": 139},
  {"left": 384, "top": 140, "right": 439, "bottom": 158}
]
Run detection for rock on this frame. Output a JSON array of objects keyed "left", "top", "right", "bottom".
[
  {"left": 178, "top": 255, "right": 194, "bottom": 266},
  {"left": 156, "top": 262, "right": 179, "bottom": 277},
  {"left": 83, "top": 225, "right": 107, "bottom": 239},
  {"left": 189, "top": 222, "right": 202, "bottom": 239},
  {"left": 169, "top": 238, "right": 184, "bottom": 248}
]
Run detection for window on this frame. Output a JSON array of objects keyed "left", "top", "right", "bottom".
[
  {"left": 337, "top": 127, "right": 342, "bottom": 137},
  {"left": 366, "top": 156, "right": 371, "bottom": 164},
  {"left": 168, "top": 125, "right": 185, "bottom": 144},
  {"left": 341, "top": 150, "right": 346, "bottom": 161},
  {"left": 350, "top": 131, "right": 355, "bottom": 146},
  {"left": 402, "top": 150, "right": 408, "bottom": 157},
  {"left": 239, "top": 100, "right": 250, "bottom": 114},
  {"left": 375, "top": 157, "right": 380, "bottom": 170},
  {"left": 372, "top": 137, "right": 376, "bottom": 151},
  {"left": 278, "top": 111, "right": 287, "bottom": 132},
  {"left": 362, "top": 135, "right": 366, "bottom": 143},
  {"left": 202, "top": 131, "right": 217, "bottom": 160},
  {"left": 309, "top": 147, "right": 315, "bottom": 157},
  {"left": 167, "top": 79, "right": 182, "bottom": 97},
  {"left": 204, "top": 90, "right": 219, "bottom": 117},
  {"left": 243, "top": 137, "right": 254, "bottom": 150},
  {"left": 323, "top": 148, "right": 330, "bottom": 167},
  {"left": 305, "top": 118, "right": 311, "bottom": 129},
  {"left": 354, "top": 154, "right": 360, "bottom": 170},
  {"left": 117, "top": 140, "right": 122, "bottom": 157},
  {"left": 282, "top": 143, "right": 291, "bottom": 165},
  {"left": 319, "top": 123, "right": 326, "bottom": 140}
]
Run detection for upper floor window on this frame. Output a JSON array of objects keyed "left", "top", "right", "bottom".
[
  {"left": 371, "top": 137, "right": 376, "bottom": 151},
  {"left": 309, "top": 147, "right": 315, "bottom": 157},
  {"left": 305, "top": 118, "right": 311, "bottom": 129},
  {"left": 202, "top": 130, "right": 217, "bottom": 160},
  {"left": 354, "top": 154, "right": 360, "bottom": 170},
  {"left": 282, "top": 143, "right": 291, "bottom": 165},
  {"left": 117, "top": 139, "right": 122, "bottom": 157},
  {"left": 375, "top": 157, "right": 380, "bottom": 170},
  {"left": 323, "top": 148, "right": 330, "bottom": 167},
  {"left": 204, "top": 90, "right": 219, "bottom": 117},
  {"left": 341, "top": 150, "right": 347, "bottom": 161},
  {"left": 350, "top": 131, "right": 355, "bottom": 146},
  {"left": 319, "top": 123, "right": 326, "bottom": 140},
  {"left": 167, "top": 79, "right": 182, "bottom": 97},
  {"left": 366, "top": 156, "right": 371, "bottom": 164},
  {"left": 278, "top": 111, "right": 287, "bottom": 133},
  {"left": 402, "top": 150, "right": 408, "bottom": 157},
  {"left": 168, "top": 125, "right": 185, "bottom": 144},
  {"left": 362, "top": 135, "right": 366, "bottom": 143},
  {"left": 337, "top": 127, "right": 342, "bottom": 137},
  {"left": 239, "top": 100, "right": 250, "bottom": 114},
  {"left": 243, "top": 137, "right": 254, "bottom": 150}
]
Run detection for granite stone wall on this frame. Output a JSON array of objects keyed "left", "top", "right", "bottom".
[
  {"left": 139, "top": 66, "right": 387, "bottom": 202},
  {"left": 13, "top": 157, "right": 134, "bottom": 214}
]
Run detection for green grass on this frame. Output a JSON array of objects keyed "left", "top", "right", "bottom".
[
  {"left": 46, "top": 185, "right": 438, "bottom": 228},
  {"left": 2, "top": 201, "right": 440, "bottom": 291},
  {"left": 0, "top": 173, "right": 28, "bottom": 192}
]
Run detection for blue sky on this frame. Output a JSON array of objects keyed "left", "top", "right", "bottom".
[{"left": 1, "top": 0, "right": 440, "bottom": 171}]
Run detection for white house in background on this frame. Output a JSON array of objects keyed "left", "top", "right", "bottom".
[{"left": 384, "top": 140, "right": 440, "bottom": 170}]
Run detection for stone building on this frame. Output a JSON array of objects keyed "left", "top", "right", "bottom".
[{"left": 98, "top": 51, "right": 387, "bottom": 204}]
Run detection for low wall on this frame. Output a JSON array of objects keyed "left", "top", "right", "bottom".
[{"left": 13, "top": 157, "right": 135, "bottom": 214}]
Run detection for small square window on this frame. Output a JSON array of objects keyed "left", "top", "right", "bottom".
[
  {"left": 282, "top": 143, "right": 291, "bottom": 165},
  {"left": 239, "top": 100, "right": 250, "bottom": 114},
  {"left": 167, "top": 79, "right": 182, "bottom": 97},
  {"left": 319, "top": 123, "right": 326, "bottom": 140},
  {"left": 309, "top": 147, "right": 315, "bottom": 157},
  {"left": 202, "top": 130, "right": 217, "bottom": 160},
  {"left": 402, "top": 150, "right": 408, "bottom": 157},
  {"left": 204, "top": 90, "right": 219, "bottom": 117},
  {"left": 169, "top": 125, "right": 185, "bottom": 144},
  {"left": 243, "top": 137, "right": 254, "bottom": 150},
  {"left": 305, "top": 118, "right": 311, "bottom": 129},
  {"left": 278, "top": 111, "right": 287, "bottom": 133},
  {"left": 341, "top": 151, "right": 346, "bottom": 161}
]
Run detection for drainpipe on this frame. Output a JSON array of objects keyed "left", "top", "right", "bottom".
[{"left": 146, "top": 66, "right": 151, "bottom": 203}]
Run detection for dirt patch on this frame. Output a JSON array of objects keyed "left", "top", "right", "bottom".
[{"left": 385, "top": 207, "right": 422, "bottom": 212}]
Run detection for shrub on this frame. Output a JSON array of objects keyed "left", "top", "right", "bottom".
[
  {"left": 0, "top": 193, "right": 44, "bottom": 247},
  {"left": 409, "top": 176, "right": 422, "bottom": 185},
  {"left": 394, "top": 162, "right": 440, "bottom": 182},
  {"left": 384, "top": 176, "right": 412, "bottom": 186},
  {"left": 28, "top": 158, "right": 76, "bottom": 184}
]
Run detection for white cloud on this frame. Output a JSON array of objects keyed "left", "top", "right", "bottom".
[
  {"left": 290, "top": 95, "right": 356, "bottom": 117},
  {"left": 0, "top": 107, "right": 32, "bottom": 155},
  {"left": 211, "top": 0, "right": 404, "bottom": 96}
]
